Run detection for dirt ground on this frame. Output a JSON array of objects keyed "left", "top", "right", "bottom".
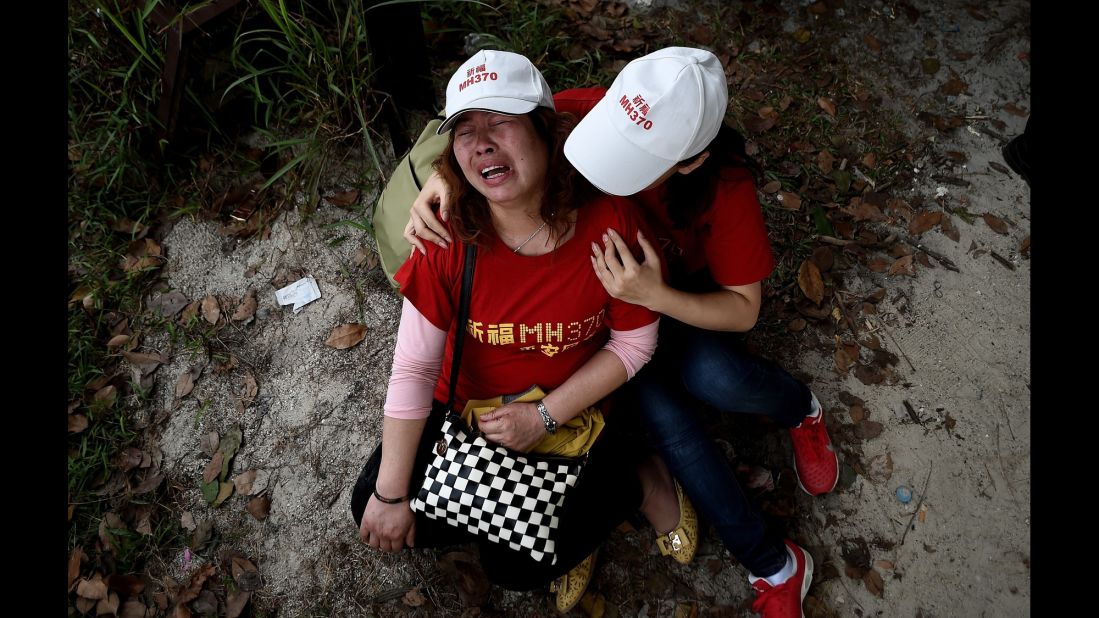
[{"left": 135, "top": 1, "right": 1029, "bottom": 616}]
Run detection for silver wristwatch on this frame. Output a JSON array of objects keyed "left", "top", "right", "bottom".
[{"left": 536, "top": 400, "right": 557, "bottom": 434}]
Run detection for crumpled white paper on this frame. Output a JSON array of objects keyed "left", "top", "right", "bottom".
[{"left": 275, "top": 276, "right": 320, "bottom": 314}]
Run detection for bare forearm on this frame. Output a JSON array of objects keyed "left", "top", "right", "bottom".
[
  {"left": 649, "top": 286, "right": 761, "bottom": 332},
  {"left": 541, "top": 350, "right": 628, "bottom": 424},
  {"left": 375, "top": 416, "right": 429, "bottom": 499}
]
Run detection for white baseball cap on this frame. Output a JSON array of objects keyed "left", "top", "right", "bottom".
[
  {"left": 437, "top": 50, "right": 555, "bottom": 134},
  {"left": 564, "top": 47, "right": 729, "bottom": 196}
]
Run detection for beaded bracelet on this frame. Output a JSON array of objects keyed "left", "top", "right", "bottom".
[{"left": 373, "top": 488, "right": 410, "bottom": 504}]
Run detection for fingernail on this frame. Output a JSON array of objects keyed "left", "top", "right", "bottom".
[
  {"left": 591, "top": 242, "right": 599, "bottom": 252},
  {"left": 602, "top": 233, "right": 609, "bottom": 241}
]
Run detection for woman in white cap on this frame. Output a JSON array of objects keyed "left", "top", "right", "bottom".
[
  {"left": 351, "top": 49, "right": 693, "bottom": 612},
  {"left": 402, "top": 47, "right": 837, "bottom": 618}
]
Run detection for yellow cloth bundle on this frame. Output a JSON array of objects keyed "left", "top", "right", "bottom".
[{"left": 461, "top": 385, "right": 604, "bottom": 457}]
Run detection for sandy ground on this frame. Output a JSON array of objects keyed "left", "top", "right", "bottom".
[{"left": 135, "top": 1, "right": 1029, "bottom": 615}]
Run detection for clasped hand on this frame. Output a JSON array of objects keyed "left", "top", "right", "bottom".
[
  {"left": 477, "top": 401, "right": 545, "bottom": 452},
  {"left": 590, "top": 228, "right": 665, "bottom": 307}
]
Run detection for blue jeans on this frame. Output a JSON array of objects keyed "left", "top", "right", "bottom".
[{"left": 630, "top": 318, "right": 812, "bottom": 577}]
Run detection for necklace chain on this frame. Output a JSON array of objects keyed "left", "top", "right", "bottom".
[{"left": 512, "top": 219, "right": 548, "bottom": 253}]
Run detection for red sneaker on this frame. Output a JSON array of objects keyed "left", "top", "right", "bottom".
[
  {"left": 788, "top": 393, "right": 839, "bottom": 496},
  {"left": 750, "top": 540, "right": 813, "bottom": 618}
]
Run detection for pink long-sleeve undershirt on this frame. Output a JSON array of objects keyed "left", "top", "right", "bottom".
[{"left": 382, "top": 298, "right": 659, "bottom": 419}]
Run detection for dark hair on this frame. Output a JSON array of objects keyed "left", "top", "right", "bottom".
[
  {"left": 665, "top": 123, "right": 762, "bottom": 229},
  {"left": 434, "top": 108, "right": 594, "bottom": 247}
]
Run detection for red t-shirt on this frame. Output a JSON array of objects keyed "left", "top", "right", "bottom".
[
  {"left": 555, "top": 87, "right": 776, "bottom": 288},
  {"left": 394, "top": 196, "right": 659, "bottom": 409}
]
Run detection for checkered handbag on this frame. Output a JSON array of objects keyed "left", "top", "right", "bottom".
[
  {"left": 407, "top": 242, "right": 586, "bottom": 565},
  {"left": 410, "top": 412, "right": 585, "bottom": 565}
]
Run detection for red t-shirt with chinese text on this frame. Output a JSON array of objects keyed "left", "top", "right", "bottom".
[
  {"left": 394, "top": 196, "right": 659, "bottom": 410},
  {"left": 554, "top": 87, "right": 776, "bottom": 288}
]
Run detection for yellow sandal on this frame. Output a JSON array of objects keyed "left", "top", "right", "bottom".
[
  {"left": 550, "top": 549, "right": 598, "bottom": 613},
  {"left": 655, "top": 480, "right": 698, "bottom": 565}
]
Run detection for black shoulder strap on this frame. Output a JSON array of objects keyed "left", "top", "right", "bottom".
[{"left": 445, "top": 242, "right": 476, "bottom": 411}]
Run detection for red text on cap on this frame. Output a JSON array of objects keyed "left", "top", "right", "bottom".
[
  {"left": 458, "top": 64, "right": 498, "bottom": 92},
  {"left": 618, "top": 94, "right": 654, "bottom": 130}
]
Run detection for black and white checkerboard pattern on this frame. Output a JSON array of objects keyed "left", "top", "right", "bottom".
[{"left": 411, "top": 416, "right": 583, "bottom": 565}]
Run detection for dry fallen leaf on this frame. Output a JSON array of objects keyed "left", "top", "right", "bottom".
[
  {"left": 231, "top": 290, "right": 258, "bottom": 322},
  {"left": 1003, "top": 103, "right": 1028, "bottom": 117},
  {"left": 121, "top": 238, "right": 163, "bottom": 272},
  {"left": 77, "top": 573, "right": 109, "bottom": 600},
  {"left": 94, "top": 385, "right": 118, "bottom": 406},
  {"left": 908, "top": 210, "right": 943, "bottom": 235},
  {"left": 744, "top": 112, "right": 777, "bottom": 134},
  {"left": 225, "top": 591, "right": 251, "bottom": 618},
  {"left": 889, "top": 255, "right": 915, "bottom": 276},
  {"left": 864, "top": 569, "right": 885, "bottom": 597},
  {"left": 110, "top": 217, "right": 148, "bottom": 237},
  {"left": 788, "top": 318, "right": 807, "bottom": 332},
  {"left": 817, "top": 97, "right": 837, "bottom": 117},
  {"left": 68, "top": 546, "right": 86, "bottom": 591},
  {"left": 107, "top": 335, "right": 130, "bottom": 349},
  {"left": 233, "top": 470, "right": 257, "bottom": 496},
  {"left": 203, "top": 451, "right": 224, "bottom": 484},
  {"left": 149, "top": 291, "right": 190, "bottom": 319},
  {"left": 1020, "top": 235, "right": 1030, "bottom": 257},
  {"left": 855, "top": 420, "right": 884, "bottom": 439},
  {"left": 834, "top": 347, "right": 853, "bottom": 374},
  {"left": 327, "top": 190, "right": 360, "bottom": 207},
  {"left": 119, "top": 599, "right": 149, "bottom": 618},
  {"left": 353, "top": 247, "right": 370, "bottom": 268},
  {"left": 133, "top": 469, "right": 164, "bottom": 495},
  {"left": 940, "top": 214, "right": 960, "bottom": 242},
  {"left": 874, "top": 559, "right": 894, "bottom": 570},
  {"left": 175, "top": 365, "right": 202, "bottom": 399},
  {"left": 982, "top": 213, "right": 1009, "bottom": 235},
  {"left": 213, "top": 481, "right": 235, "bottom": 507},
  {"left": 176, "top": 564, "right": 216, "bottom": 605},
  {"left": 123, "top": 351, "right": 167, "bottom": 377},
  {"left": 181, "top": 511, "right": 197, "bottom": 531},
  {"left": 939, "top": 78, "right": 968, "bottom": 96},
  {"left": 179, "top": 301, "right": 200, "bottom": 324},
  {"left": 849, "top": 404, "right": 866, "bottom": 422},
  {"left": 846, "top": 199, "right": 887, "bottom": 222},
  {"left": 96, "top": 592, "right": 121, "bottom": 616},
  {"left": 865, "top": 452, "right": 894, "bottom": 483},
  {"left": 776, "top": 191, "right": 802, "bottom": 210},
  {"left": 247, "top": 495, "right": 271, "bottom": 520},
  {"left": 798, "top": 261, "right": 824, "bottom": 305},
  {"left": 240, "top": 372, "right": 259, "bottom": 405},
  {"left": 326, "top": 324, "right": 368, "bottom": 349},
  {"left": 231, "top": 555, "right": 263, "bottom": 592},
  {"left": 867, "top": 257, "right": 890, "bottom": 273},
  {"left": 403, "top": 587, "right": 428, "bottom": 608},
  {"left": 761, "top": 180, "right": 782, "bottom": 194},
  {"left": 811, "top": 246, "right": 834, "bottom": 272},
  {"left": 818, "top": 150, "right": 835, "bottom": 174},
  {"left": 863, "top": 33, "right": 882, "bottom": 53},
  {"left": 108, "top": 574, "right": 145, "bottom": 597},
  {"left": 201, "top": 295, "right": 221, "bottom": 324},
  {"left": 199, "top": 432, "right": 220, "bottom": 458},
  {"left": 76, "top": 597, "right": 96, "bottom": 614},
  {"left": 861, "top": 152, "right": 878, "bottom": 168}
]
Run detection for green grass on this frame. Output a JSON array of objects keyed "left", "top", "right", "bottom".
[{"left": 423, "top": 0, "right": 617, "bottom": 90}]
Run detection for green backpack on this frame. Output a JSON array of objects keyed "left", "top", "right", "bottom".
[{"left": 373, "top": 118, "right": 449, "bottom": 288}]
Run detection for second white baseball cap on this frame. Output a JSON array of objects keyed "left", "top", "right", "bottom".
[
  {"left": 564, "top": 47, "right": 729, "bottom": 196},
  {"left": 437, "top": 49, "right": 555, "bottom": 134}
]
